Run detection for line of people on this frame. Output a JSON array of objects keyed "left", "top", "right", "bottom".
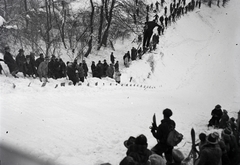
[{"left": 0, "top": 46, "right": 122, "bottom": 85}]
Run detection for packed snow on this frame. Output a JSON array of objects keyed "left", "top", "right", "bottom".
[{"left": 0, "top": 0, "right": 240, "bottom": 165}]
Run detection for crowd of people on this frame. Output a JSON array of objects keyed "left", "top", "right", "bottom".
[
  {"left": 120, "top": 105, "right": 240, "bottom": 165},
  {"left": 0, "top": 46, "right": 122, "bottom": 85}
]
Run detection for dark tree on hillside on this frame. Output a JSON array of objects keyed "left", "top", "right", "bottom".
[
  {"left": 84, "top": 0, "right": 94, "bottom": 58},
  {"left": 97, "top": 0, "right": 116, "bottom": 50}
]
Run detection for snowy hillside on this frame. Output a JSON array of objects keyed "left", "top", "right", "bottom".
[{"left": 0, "top": 0, "right": 240, "bottom": 165}]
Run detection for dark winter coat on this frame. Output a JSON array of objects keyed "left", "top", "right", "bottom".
[
  {"left": 96, "top": 62, "right": 103, "bottom": 78},
  {"left": 154, "top": 118, "right": 176, "bottom": 143},
  {"left": 82, "top": 62, "right": 88, "bottom": 78},
  {"left": 4, "top": 51, "right": 18, "bottom": 73},
  {"left": 67, "top": 64, "right": 79, "bottom": 85},
  {"left": 126, "top": 144, "right": 152, "bottom": 165},
  {"left": 219, "top": 112, "right": 229, "bottom": 129},
  {"left": 16, "top": 53, "right": 26, "bottom": 72},
  {"left": 24, "top": 60, "right": 35, "bottom": 77},
  {"left": 91, "top": 63, "right": 97, "bottom": 77},
  {"left": 110, "top": 53, "right": 115, "bottom": 64},
  {"left": 102, "top": 61, "right": 109, "bottom": 77},
  {"left": 197, "top": 144, "right": 222, "bottom": 165},
  {"left": 151, "top": 117, "right": 175, "bottom": 163}
]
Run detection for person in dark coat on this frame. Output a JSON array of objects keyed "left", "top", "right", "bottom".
[
  {"left": 4, "top": 46, "right": 19, "bottom": 78},
  {"left": 16, "top": 49, "right": 26, "bottom": 73},
  {"left": 143, "top": 21, "right": 161, "bottom": 49},
  {"left": 77, "top": 63, "right": 85, "bottom": 82},
  {"left": 219, "top": 110, "right": 229, "bottom": 129},
  {"left": 196, "top": 133, "right": 222, "bottom": 165},
  {"left": 35, "top": 53, "right": 45, "bottom": 69},
  {"left": 110, "top": 52, "right": 115, "bottom": 64},
  {"left": 102, "top": 59, "right": 109, "bottom": 77},
  {"left": 96, "top": 60, "right": 103, "bottom": 79},
  {"left": 131, "top": 47, "right": 137, "bottom": 61},
  {"left": 120, "top": 134, "right": 152, "bottom": 165},
  {"left": 23, "top": 55, "right": 36, "bottom": 77},
  {"left": 151, "top": 108, "right": 176, "bottom": 164},
  {"left": 208, "top": 104, "right": 223, "bottom": 128},
  {"left": 82, "top": 60, "right": 88, "bottom": 78},
  {"left": 66, "top": 62, "right": 79, "bottom": 85},
  {"left": 91, "top": 61, "right": 97, "bottom": 77},
  {"left": 58, "top": 58, "right": 66, "bottom": 78}
]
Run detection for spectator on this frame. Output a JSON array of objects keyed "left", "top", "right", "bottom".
[
  {"left": 91, "top": 61, "right": 97, "bottom": 77},
  {"left": 16, "top": 49, "right": 26, "bottom": 74},
  {"left": 208, "top": 104, "right": 223, "bottom": 128},
  {"left": 115, "top": 70, "right": 121, "bottom": 84},
  {"left": 66, "top": 62, "right": 79, "bottom": 85},
  {"left": 58, "top": 58, "right": 66, "bottom": 78},
  {"left": 23, "top": 55, "right": 36, "bottom": 77},
  {"left": 219, "top": 109, "right": 229, "bottom": 129},
  {"left": 114, "top": 61, "right": 119, "bottom": 72},
  {"left": 196, "top": 133, "right": 222, "bottom": 165},
  {"left": 37, "top": 56, "right": 50, "bottom": 82},
  {"left": 78, "top": 63, "right": 85, "bottom": 82},
  {"left": 96, "top": 60, "right": 103, "bottom": 79},
  {"left": 4, "top": 46, "right": 19, "bottom": 78},
  {"left": 143, "top": 21, "right": 161, "bottom": 49},
  {"left": 110, "top": 52, "right": 115, "bottom": 64},
  {"left": 102, "top": 59, "right": 109, "bottom": 77},
  {"left": 36, "top": 53, "right": 44, "bottom": 69},
  {"left": 82, "top": 60, "right": 88, "bottom": 78},
  {"left": 106, "top": 63, "right": 114, "bottom": 78}
]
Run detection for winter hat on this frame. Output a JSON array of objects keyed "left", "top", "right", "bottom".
[
  {"left": 18, "top": 49, "right": 24, "bottom": 53},
  {"left": 206, "top": 133, "right": 218, "bottom": 144},
  {"left": 223, "top": 109, "right": 228, "bottom": 114},
  {"left": 223, "top": 127, "right": 232, "bottom": 135},
  {"left": 163, "top": 108, "right": 173, "bottom": 118},
  {"left": 123, "top": 136, "right": 136, "bottom": 148},
  {"left": 135, "top": 134, "right": 148, "bottom": 146},
  {"left": 215, "top": 104, "right": 221, "bottom": 109}
]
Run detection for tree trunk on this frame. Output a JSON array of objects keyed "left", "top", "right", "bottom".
[
  {"left": 84, "top": 0, "right": 94, "bottom": 58},
  {"left": 97, "top": 0, "right": 104, "bottom": 47},
  {"left": 24, "top": 0, "right": 29, "bottom": 28},
  {"left": 98, "top": 0, "right": 115, "bottom": 49}
]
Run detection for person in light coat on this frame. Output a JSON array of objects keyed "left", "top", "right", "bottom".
[{"left": 37, "top": 56, "right": 50, "bottom": 82}]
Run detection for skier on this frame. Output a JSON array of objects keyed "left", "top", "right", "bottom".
[{"left": 151, "top": 108, "right": 176, "bottom": 164}]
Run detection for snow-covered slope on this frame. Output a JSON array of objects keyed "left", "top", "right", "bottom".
[{"left": 0, "top": 0, "right": 240, "bottom": 165}]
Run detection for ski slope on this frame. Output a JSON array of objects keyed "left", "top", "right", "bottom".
[{"left": 0, "top": 0, "right": 240, "bottom": 165}]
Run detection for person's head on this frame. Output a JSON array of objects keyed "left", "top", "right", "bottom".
[
  {"left": 39, "top": 53, "right": 44, "bottom": 58},
  {"left": 215, "top": 104, "right": 221, "bottom": 109},
  {"left": 26, "top": 55, "right": 31, "bottom": 62},
  {"left": 45, "top": 56, "right": 50, "bottom": 62},
  {"left": 206, "top": 133, "right": 218, "bottom": 145},
  {"left": 199, "top": 133, "right": 207, "bottom": 142},
  {"left": 4, "top": 46, "right": 10, "bottom": 52},
  {"left": 18, "top": 49, "right": 24, "bottom": 54},
  {"left": 163, "top": 108, "right": 173, "bottom": 118},
  {"left": 135, "top": 134, "right": 148, "bottom": 146}
]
